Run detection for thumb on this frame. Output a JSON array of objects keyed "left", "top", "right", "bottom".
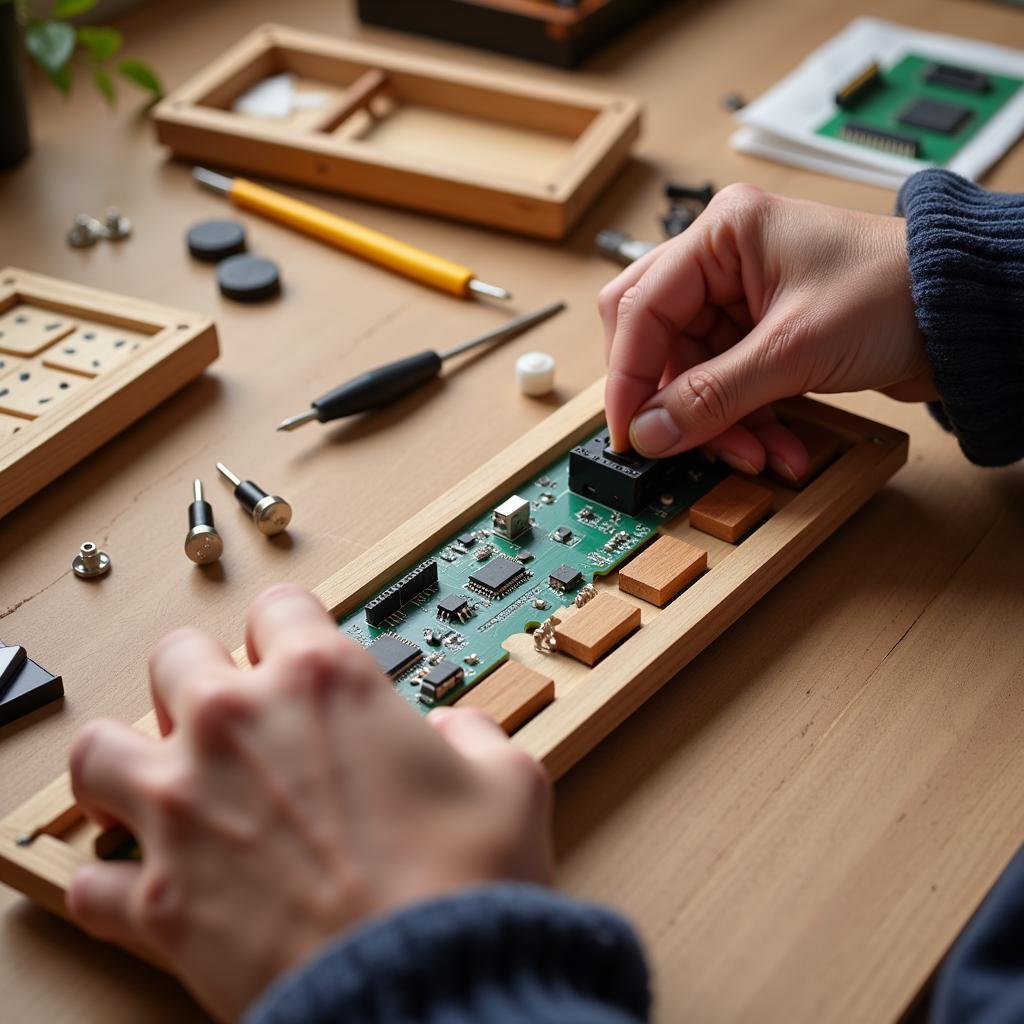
[{"left": 629, "top": 319, "right": 802, "bottom": 458}]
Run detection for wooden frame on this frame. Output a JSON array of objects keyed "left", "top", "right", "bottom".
[
  {"left": 0, "top": 268, "right": 218, "bottom": 521},
  {"left": 152, "top": 24, "right": 642, "bottom": 239},
  {"left": 0, "top": 380, "right": 906, "bottom": 928}
]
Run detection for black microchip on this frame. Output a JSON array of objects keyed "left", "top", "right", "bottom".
[
  {"left": 898, "top": 98, "right": 971, "bottom": 134},
  {"left": 438, "top": 594, "right": 470, "bottom": 619},
  {"left": 367, "top": 635, "right": 421, "bottom": 678},
  {"left": 554, "top": 526, "right": 573, "bottom": 543},
  {"left": 468, "top": 555, "right": 527, "bottom": 597},
  {"left": 457, "top": 532, "right": 476, "bottom": 547},
  {"left": 419, "top": 659, "right": 465, "bottom": 703},
  {"left": 925, "top": 63, "right": 990, "bottom": 93},
  {"left": 549, "top": 564, "right": 583, "bottom": 592}
]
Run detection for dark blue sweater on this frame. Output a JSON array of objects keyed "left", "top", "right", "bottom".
[{"left": 247, "top": 169, "right": 1024, "bottom": 1023}]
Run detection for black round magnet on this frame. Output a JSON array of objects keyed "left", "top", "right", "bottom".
[
  {"left": 216, "top": 254, "right": 281, "bottom": 303},
  {"left": 187, "top": 219, "right": 247, "bottom": 262}
]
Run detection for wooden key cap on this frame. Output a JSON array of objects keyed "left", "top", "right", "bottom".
[
  {"left": 689, "top": 475, "right": 773, "bottom": 543},
  {"left": 455, "top": 661, "right": 554, "bottom": 734},
  {"left": 619, "top": 534, "right": 707, "bottom": 606},
  {"left": 554, "top": 591, "right": 640, "bottom": 666}
]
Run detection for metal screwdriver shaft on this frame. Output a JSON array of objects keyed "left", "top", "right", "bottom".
[{"left": 277, "top": 300, "right": 566, "bottom": 432}]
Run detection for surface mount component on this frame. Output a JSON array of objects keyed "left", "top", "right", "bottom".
[
  {"left": 834, "top": 62, "right": 882, "bottom": 108},
  {"left": 618, "top": 535, "right": 707, "bottom": 606},
  {"left": 468, "top": 555, "right": 529, "bottom": 599},
  {"left": 549, "top": 564, "right": 583, "bottom": 592},
  {"left": 838, "top": 122, "right": 920, "bottom": 158},
  {"left": 898, "top": 97, "right": 971, "bottom": 134},
  {"left": 365, "top": 560, "right": 439, "bottom": 626},
  {"left": 568, "top": 434, "right": 667, "bottom": 515},
  {"left": 418, "top": 659, "right": 464, "bottom": 704},
  {"left": 367, "top": 634, "right": 422, "bottom": 679},
  {"left": 492, "top": 495, "right": 531, "bottom": 540},
  {"left": 924, "top": 62, "right": 990, "bottom": 93},
  {"left": 689, "top": 476, "right": 774, "bottom": 543},
  {"left": 437, "top": 593, "right": 472, "bottom": 622}
]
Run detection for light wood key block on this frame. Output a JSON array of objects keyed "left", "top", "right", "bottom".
[
  {"left": 554, "top": 592, "right": 641, "bottom": 666},
  {"left": 455, "top": 661, "right": 555, "bottom": 734},
  {"left": 618, "top": 534, "right": 707, "bottom": 606},
  {"left": 689, "top": 475, "right": 774, "bottom": 543}
]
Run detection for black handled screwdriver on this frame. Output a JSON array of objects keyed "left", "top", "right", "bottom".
[{"left": 276, "top": 301, "right": 565, "bottom": 432}]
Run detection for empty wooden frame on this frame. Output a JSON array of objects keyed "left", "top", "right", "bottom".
[
  {"left": 152, "top": 24, "right": 642, "bottom": 238},
  {"left": 0, "top": 379, "right": 906, "bottom": 927},
  {"left": 0, "top": 268, "right": 218, "bottom": 520}
]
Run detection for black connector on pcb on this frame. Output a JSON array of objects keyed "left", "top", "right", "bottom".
[
  {"left": 364, "top": 560, "right": 439, "bottom": 626},
  {"left": 568, "top": 434, "right": 667, "bottom": 515}
]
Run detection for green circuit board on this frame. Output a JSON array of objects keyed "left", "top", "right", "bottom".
[
  {"left": 337, "top": 427, "right": 729, "bottom": 712},
  {"left": 817, "top": 54, "right": 1022, "bottom": 165}
]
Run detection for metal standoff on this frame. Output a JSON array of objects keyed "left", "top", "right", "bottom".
[{"left": 71, "top": 541, "right": 111, "bottom": 579}]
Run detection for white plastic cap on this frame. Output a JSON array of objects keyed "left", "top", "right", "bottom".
[{"left": 516, "top": 351, "right": 556, "bottom": 397}]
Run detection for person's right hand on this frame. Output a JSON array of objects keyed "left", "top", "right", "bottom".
[{"left": 601, "top": 184, "right": 936, "bottom": 480}]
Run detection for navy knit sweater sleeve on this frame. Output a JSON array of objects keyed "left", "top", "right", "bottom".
[
  {"left": 897, "top": 169, "right": 1024, "bottom": 466},
  {"left": 244, "top": 883, "right": 650, "bottom": 1024}
]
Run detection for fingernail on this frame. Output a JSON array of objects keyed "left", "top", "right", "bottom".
[
  {"left": 719, "top": 451, "right": 758, "bottom": 475},
  {"left": 630, "top": 408, "right": 680, "bottom": 455},
  {"left": 768, "top": 455, "right": 799, "bottom": 483}
]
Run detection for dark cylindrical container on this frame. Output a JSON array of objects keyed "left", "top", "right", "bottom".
[{"left": 0, "top": 3, "right": 30, "bottom": 169}]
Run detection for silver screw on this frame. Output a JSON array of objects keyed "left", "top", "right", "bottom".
[
  {"left": 103, "top": 207, "right": 132, "bottom": 241},
  {"left": 67, "top": 214, "right": 104, "bottom": 248},
  {"left": 72, "top": 541, "right": 111, "bottom": 579}
]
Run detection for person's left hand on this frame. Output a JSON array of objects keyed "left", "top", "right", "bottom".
[{"left": 67, "top": 584, "right": 553, "bottom": 1021}]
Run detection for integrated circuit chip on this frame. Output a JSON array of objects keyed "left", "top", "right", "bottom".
[
  {"left": 925, "top": 62, "right": 990, "bottom": 93},
  {"left": 468, "top": 555, "right": 528, "bottom": 598},
  {"left": 554, "top": 526, "right": 573, "bottom": 543},
  {"left": 367, "top": 634, "right": 422, "bottom": 678},
  {"left": 437, "top": 593, "right": 471, "bottom": 621},
  {"left": 898, "top": 97, "right": 971, "bottom": 134},
  {"left": 549, "top": 564, "right": 583, "bottom": 592}
]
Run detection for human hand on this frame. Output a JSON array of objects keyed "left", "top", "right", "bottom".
[
  {"left": 601, "top": 184, "right": 935, "bottom": 479},
  {"left": 67, "top": 584, "right": 552, "bottom": 1021}
]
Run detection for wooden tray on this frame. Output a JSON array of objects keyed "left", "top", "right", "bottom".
[
  {"left": 357, "top": 0, "right": 671, "bottom": 68},
  {"left": 0, "top": 379, "right": 906, "bottom": 925},
  {"left": 0, "top": 268, "right": 218, "bottom": 521},
  {"left": 152, "top": 24, "right": 641, "bottom": 239}
]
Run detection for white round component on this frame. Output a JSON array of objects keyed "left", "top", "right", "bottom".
[{"left": 516, "top": 351, "right": 556, "bottom": 397}]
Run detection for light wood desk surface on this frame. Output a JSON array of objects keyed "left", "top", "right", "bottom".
[{"left": 1, "top": 0, "right": 1022, "bottom": 1020}]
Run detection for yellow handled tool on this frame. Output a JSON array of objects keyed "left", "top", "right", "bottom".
[{"left": 193, "top": 168, "right": 510, "bottom": 301}]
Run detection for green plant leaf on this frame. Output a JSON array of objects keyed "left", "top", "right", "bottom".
[
  {"left": 24, "top": 19, "right": 76, "bottom": 76},
  {"left": 92, "top": 66, "right": 115, "bottom": 106},
  {"left": 116, "top": 58, "right": 163, "bottom": 96},
  {"left": 77, "top": 25, "right": 122, "bottom": 62},
  {"left": 53, "top": 0, "right": 98, "bottom": 17}
]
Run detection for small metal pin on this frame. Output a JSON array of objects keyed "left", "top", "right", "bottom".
[
  {"left": 185, "top": 479, "right": 223, "bottom": 564},
  {"left": 216, "top": 463, "right": 292, "bottom": 535},
  {"left": 72, "top": 541, "right": 111, "bottom": 579}
]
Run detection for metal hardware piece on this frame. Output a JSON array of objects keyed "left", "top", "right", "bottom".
[
  {"left": 216, "top": 462, "right": 292, "bottom": 535},
  {"left": 72, "top": 541, "right": 111, "bottom": 579},
  {"left": 103, "top": 207, "right": 133, "bottom": 240},
  {"left": 184, "top": 479, "right": 223, "bottom": 564},
  {"left": 67, "top": 214, "right": 104, "bottom": 249}
]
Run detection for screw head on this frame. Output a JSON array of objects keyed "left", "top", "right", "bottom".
[
  {"left": 67, "top": 214, "right": 102, "bottom": 249},
  {"left": 184, "top": 525, "right": 223, "bottom": 564},
  {"left": 252, "top": 494, "right": 292, "bottom": 535},
  {"left": 72, "top": 541, "right": 111, "bottom": 578}
]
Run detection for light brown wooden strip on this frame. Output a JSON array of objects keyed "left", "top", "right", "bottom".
[
  {"left": 554, "top": 592, "right": 641, "bottom": 666},
  {"left": 618, "top": 534, "right": 707, "bottom": 606},
  {"left": 454, "top": 660, "right": 554, "bottom": 734},
  {"left": 689, "top": 475, "right": 774, "bottom": 543}
]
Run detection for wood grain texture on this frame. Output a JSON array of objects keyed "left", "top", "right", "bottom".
[
  {"left": 618, "top": 534, "right": 707, "bottom": 606},
  {"left": 454, "top": 659, "right": 555, "bottom": 733},
  {"left": 152, "top": 24, "right": 641, "bottom": 238},
  {"left": 689, "top": 474, "right": 775, "bottom": 543},
  {"left": 0, "top": 269, "right": 218, "bottom": 520},
  {"left": 1, "top": 1, "right": 1022, "bottom": 1021},
  {"left": 553, "top": 591, "right": 642, "bottom": 666}
]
